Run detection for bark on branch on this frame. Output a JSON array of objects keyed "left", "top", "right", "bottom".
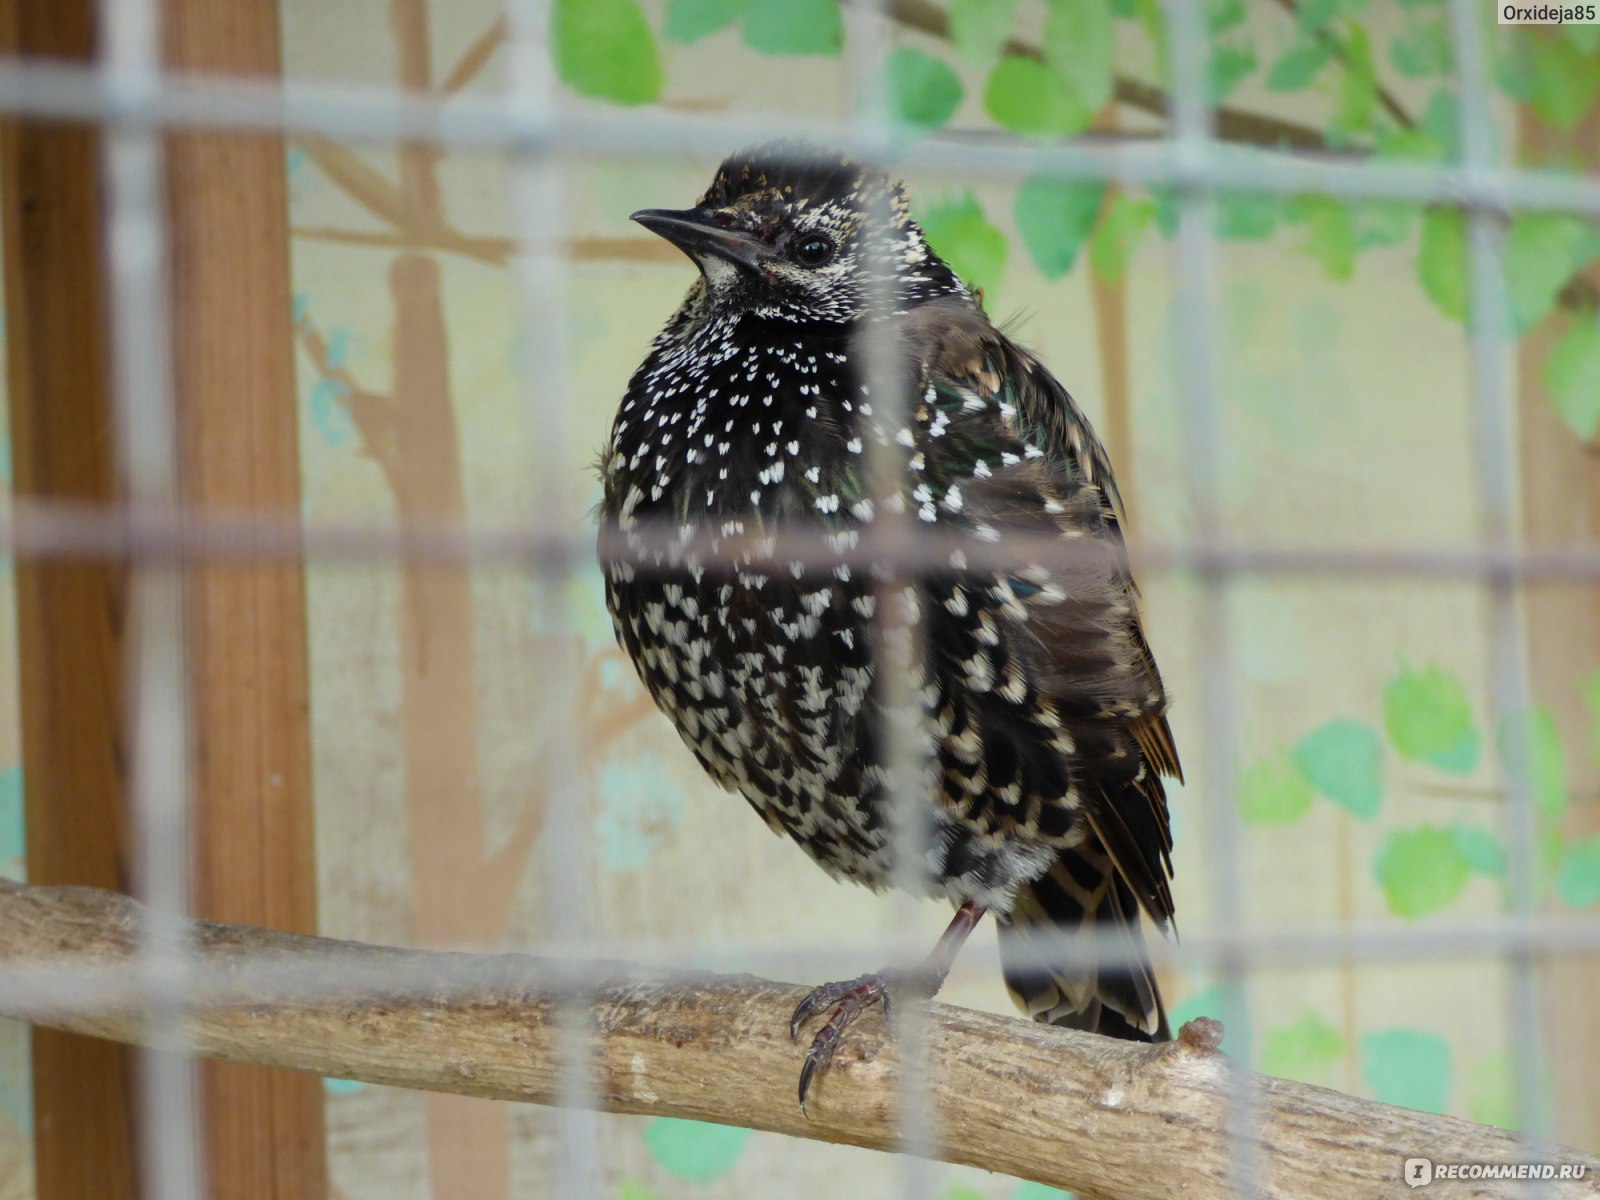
[{"left": 0, "top": 879, "right": 1593, "bottom": 1200}]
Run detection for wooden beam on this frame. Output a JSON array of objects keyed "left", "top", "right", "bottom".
[
  {"left": 0, "top": 3, "right": 142, "bottom": 1198},
  {"left": 162, "top": 2, "right": 327, "bottom": 1197},
  {"left": 1517, "top": 98, "right": 1600, "bottom": 1153}
]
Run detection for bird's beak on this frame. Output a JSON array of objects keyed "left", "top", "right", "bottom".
[{"left": 631, "top": 208, "right": 765, "bottom": 273}]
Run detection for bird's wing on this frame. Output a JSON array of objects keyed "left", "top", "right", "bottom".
[{"left": 894, "top": 299, "right": 1179, "bottom": 928}]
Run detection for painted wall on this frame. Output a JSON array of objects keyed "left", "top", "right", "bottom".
[{"left": 0, "top": 1, "right": 1597, "bottom": 1196}]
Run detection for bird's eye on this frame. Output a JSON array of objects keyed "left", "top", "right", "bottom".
[{"left": 789, "top": 234, "right": 835, "bottom": 268}]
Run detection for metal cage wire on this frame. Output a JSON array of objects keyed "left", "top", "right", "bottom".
[{"left": 0, "top": 1, "right": 1593, "bottom": 1198}]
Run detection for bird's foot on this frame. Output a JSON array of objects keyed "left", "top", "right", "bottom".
[
  {"left": 787, "top": 904, "right": 988, "bottom": 1113},
  {"left": 790, "top": 968, "right": 917, "bottom": 1112}
]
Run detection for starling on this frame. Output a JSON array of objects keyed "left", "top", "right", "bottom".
[{"left": 598, "top": 144, "right": 1179, "bottom": 1107}]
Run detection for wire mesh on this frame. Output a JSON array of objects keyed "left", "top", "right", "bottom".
[
  {"left": 98, "top": 0, "right": 204, "bottom": 1194},
  {"left": 1160, "top": 4, "right": 1262, "bottom": 1196},
  {"left": 0, "top": 3, "right": 1595, "bottom": 1198}
]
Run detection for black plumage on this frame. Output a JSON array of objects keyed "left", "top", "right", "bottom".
[{"left": 598, "top": 144, "right": 1180, "bottom": 1105}]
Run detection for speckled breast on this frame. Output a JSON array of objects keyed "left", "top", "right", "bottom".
[{"left": 599, "top": 318, "right": 1071, "bottom": 909}]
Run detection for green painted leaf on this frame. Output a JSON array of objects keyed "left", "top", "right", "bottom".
[
  {"left": 1238, "top": 754, "right": 1315, "bottom": 825},
  {"left": 1374, "top": 826, "right": 1474, "bottom": 917},
  {"left": 1417, "top": 208, "right": 1467, "bottom": 322},
  {"left": 1556, "top": 836, "right": 1600, "bottom": 908},
  {"left": 1383, "top": 663, "right": 1479, "bottom": 772},
  {"left": 1302, "top": 197, "right": 1358, "bottom": 281},
  {"left": 1302, "top": 0, "right": 1369, "bottom": 31},
  {"left": 1332, "top": 24, "right": 1378, "bottom": 135},
  {"left": 1353, "top": 200, "right": 1416, "bottom": 249},
  {"left": 1389, "top": 20, "right": 1451, "bottom": 78},
  {"left": 1089, "top": 193, "right": 1155, "bottom": 283},
  {"left": 1377, "top": 127, "right": 1448, "bottom": 163},
  {"left": 884, "top": 47, "right": 964, "bottom": 136},
  {"left": 1497, "top": 27, "right": 1536, "bottom": 101},
  {"left": 1421, "top": 88, "right": 1461, "bottom": 148},
  {"left": 1293, "top": 718, "right": 1381, "bottom": 818},
  {"left": 1429, "top": 734, "right": 1480, "bottom": 773},
  {"left": 1267, "top": 40, "right": 1333, "bottom": 91},
  {"left": 1564, "top": 22, "right": 1600, "bottom": 55},
  {"left": 1261, "top": 1009, "right": 1344, "bottom": 1083},
  {"left": 0, "top": 766, "right": 22, "bottom": 866},
  {"left": 1528, "top": 34, "right": 1600, "bottom": 131},
  {"left": 1014, "top": 1184, "right": 1076, "bottom": 1200},
  {"left": 1498, "top": 706, "right": 1569, "bottom": 819},
  {"left": 920, "top": 193, "right": 1007, "bottom": 298},
  {"left": 1214, "top": 191, "right": 1281, "bottom": 240},
  {"left": 618, "top": 1180, "right": 663, "bottom": 1200},
  {"left": 1449, "top": 824, "right": 1506, "bottom": 877},
  {"left": 1131, "top": 0, "right": 1167, "bottom": 62},
  {"left": 1361, "top": 1029, "right": 1452, "bottom": 1114},
  {"left": 1295, "top": 0, "right": 1342, "bottom": 32},
  {"left": 1506, "top": 214, "right": 1594, "bottom": 332},
  {"left": 643, "top": 1118, "right": 752, "bottom": 1182},
  {"left": 1045, "top": 0, "right": 1115, "bottom": 112},
  {"left": 984, "top": 54, "right": 1093, "bottom": 136},
  {"left": 1206, "top": 0, "right": 1246, "bottom": 32},
  {"left": 1465, "top": 1054, "right": 1517, "bottom": 1130},
  {"left": 1015, "top": 175, "right": 1107, "bottom": 277},
  {"left": 944, "top": 1186, "right": 986, "bottom": 1200},
  {"left": 551, "top": 0, "right": 663, "bottom": 105},
  {"left": 1546, "top": 318, "right": 1600, "bottom": 440},
  {"left": 663, "top": 0, "right": 743, "bottom": 43},
  {"left": 1210, "top": 42, "right": 1257, "bottom": 102},
  {"left": 742, "top": 0, "right": 842, "bottom": 55},
  {"left": 950, "top": 0, "right": 1020, "bottom": 66},
  {"left": 1151, "top": 185, "right": 1179, "bottom": 237}
]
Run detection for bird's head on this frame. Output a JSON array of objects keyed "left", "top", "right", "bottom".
[{"left": 632, "top": 142, "right": 966, "bottom": 325}]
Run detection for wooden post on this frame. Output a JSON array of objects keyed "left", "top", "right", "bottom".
[
  {"left": 0, "top": 3, "right": 142, "bottom": 1198},
  {"left": 1517, "top": 100, "right": 1600, "bottom": 1152},
  {"left": 162, "top": 2, "right": 328, "bottom": 1197}
]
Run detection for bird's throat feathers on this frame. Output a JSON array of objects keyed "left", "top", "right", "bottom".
[{"left": 610, "top": 308, "right": 871, "bottom": 528}]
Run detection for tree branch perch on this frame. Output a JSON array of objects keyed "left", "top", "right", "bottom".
[{"left": 0, "top": 879, "right": 1592, "bottom": 1199}]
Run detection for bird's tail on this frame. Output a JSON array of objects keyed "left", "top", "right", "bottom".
[{"left": 997, "top": 843, "right": 1170, "bottom": 1041}]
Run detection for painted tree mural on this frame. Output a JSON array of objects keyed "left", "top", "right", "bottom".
[
  {"left": 286, "top": 3, "right": 1600, "bottom": 1193},
  {"left": 0, "top": 1, "right": 1596, "bottom": 1198},
  {"left": 289, "top": 4, "right": 664, "bottom": 1196}
]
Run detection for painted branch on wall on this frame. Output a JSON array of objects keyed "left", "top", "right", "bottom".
[{"left": 1, "top": 880, "right": 1594, "bottom": 1200}]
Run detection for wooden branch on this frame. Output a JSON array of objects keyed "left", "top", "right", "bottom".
[
  {"left": 0, "top": 880, "right": 1593, "bottom": 1199},
  {"left": 292, "top": 313, "right": 398, "bottom": 479},
  {"left": 290, "top": 226, "right": 689, "bottom": 267},
  {"left": 291, "top": 223, "right": 516, "bottom": 264},
  {"left": 438, "top": 16, "right": 505, "bottom": 97},
  {"left": 297, "top": 134, "right": 413, "bottom": 231}
]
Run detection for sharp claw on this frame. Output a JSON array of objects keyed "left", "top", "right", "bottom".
[
  {"left": 799, "top": 1027, "right": 838, "bottom": 1111},
  {"left": 790, "top": 973, "right": 902, "bottom": 1110},
  {"left": 798, "top": 1052, "right": 818, "bottom": 1111},
  {"left": 790, "top": 994, "right": 816, "bottom": 1041},
  {"left": 792, "top": 979, "right": 852, "bottom": 1040}
]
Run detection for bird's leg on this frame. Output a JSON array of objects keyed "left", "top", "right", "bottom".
[{"left": 790, "top": 901, "right": 987, "bottom": 1109}]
